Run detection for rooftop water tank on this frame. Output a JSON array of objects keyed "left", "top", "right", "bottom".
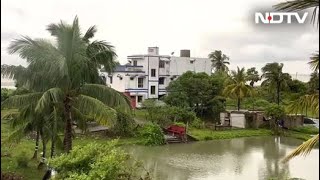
[{"left": 180, "top": 49, "right": 190, "bottom": 57}]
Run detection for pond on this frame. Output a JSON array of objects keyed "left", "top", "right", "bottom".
[{"left": 126, "top": 137, "right": 319, "bottom": 180}]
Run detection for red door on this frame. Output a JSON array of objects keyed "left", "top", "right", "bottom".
[
  {"left": 130, "top": 96, "right": 136, "bottom": 109},
  {"left": 123, "top": 92, "right": 136, "bottom": 109}
]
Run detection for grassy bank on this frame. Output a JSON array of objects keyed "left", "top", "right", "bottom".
[{"left": 188, "top": 128, "right": 273, "bottom": 141}]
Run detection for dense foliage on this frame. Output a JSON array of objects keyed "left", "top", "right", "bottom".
[
  {"left": 138, "top": 124, "right": 165, "bottom": 146},
  {"left": 142, "top": 99, "right": 197, "bottom": 126},
  {"left": 112, "top": 109, "right": 136, "bottom": 136},
  {"left": 1, "top": 88, "right": 14, "bottom": 102},
  {"left": 164, "top": 71, "right": 226, "bottom": 120},
  {"left": 265, "top": 104, "right": 286, "bottom": 135},
  {"left": 49, "top": 141, "right": 151, "bottom": 180}
]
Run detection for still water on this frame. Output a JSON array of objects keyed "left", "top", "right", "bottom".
[{"left": 126, "top": 137, "right": 319, "bottom": 180}]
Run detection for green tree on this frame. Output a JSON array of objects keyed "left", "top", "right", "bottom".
[
  {"left": 208, "top": 50, "right": 230, "bottom": 72},
  {"left": 246, "top": 67, "right": 260, "bottom": 87},
  {"left": 2, "top": 16, "right": 131, "bottom": 153},
  {"left": 274, "top": 0, "right": 319, "bottom": 26},
  {"left": 261, "top": 63, "right": 291, "bottom": 105},
  {"left": 265, "top": 104, "right": 286, "bottom": 135},
  {"left": 308, "top": 71, "right": 319, "bottom": 93},
  {"left": 223, "top": 67, "right": 254, "bottom": 111},
  {"left": 165, "top": 71, "right": 225, "bottom": 118},
  {"left": 308, "top": 51, "right": 319, "bottom": 71}
]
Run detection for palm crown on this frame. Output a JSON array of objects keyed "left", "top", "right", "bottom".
[{"left": 2, "top": 16, "right": 131, "bottom": 153}]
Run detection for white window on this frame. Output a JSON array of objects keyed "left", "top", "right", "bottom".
[
  {"left": 137, "top": 96, "right": 143, "bottom": 103},
  {"left": 133, "top": 60, "right": 137, "bottom": 66}
]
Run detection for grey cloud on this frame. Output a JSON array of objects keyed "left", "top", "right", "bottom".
[
  {"left": 200, "top": 28, "right": 318, "bottom": 64},
  {"left": 1, "top": 32, "right": 18, "bottom": 42}
]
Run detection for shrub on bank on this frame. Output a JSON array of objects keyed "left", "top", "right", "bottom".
[
  {"left": 49, "top": 141, "right": 151, "bottom": 180},
  {"left": 138, "top": 124, "right": 165, "bottom": 146},
  {"left": 112, "top": 109, "right": 136, "bottom": 136}
]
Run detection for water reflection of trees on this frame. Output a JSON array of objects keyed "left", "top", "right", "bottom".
[
  {"left": 127, "top": 137, "right": 278, "bottom": 179},
  {"left": 259, "top": 137, "right": 290, "bottom": 180}
]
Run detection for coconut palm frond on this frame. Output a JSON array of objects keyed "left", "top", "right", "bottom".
[
  {"left": 1, "top": 93, "right": 43, "bottom": 109},
  {"left": 35, "top": 88, "right": 64, "bottom": 113},
  {"left": 308, "top": 51, "right": 319, "bottom": 71},
  {"left": 86, "top": 40, "right": 117, "bottom": 73},
  {"left": 80, "top": 84, "right": 131, "bottom": 112},
  {"left": 83, "top": 25, "right": 97, "bottom": 43},
  {"left": 273, "top": 0, "right": 319, "bottom": 26},
  {"left": 73, "top": 95, "right": 117, "bottom": 126},
  {"left": 71, "top": 107, "right": 90, "bottom": 132},
  {"left": 2, "top": 120, "right": 31, "bottom": 145},
  {"left": 282, "top": 134, "right": 319, "bottom": 162}
]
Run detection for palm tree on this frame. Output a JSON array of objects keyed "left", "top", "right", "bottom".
[
  {"left": 208, "top": 50, "right": 230, "bottom": 72},
  {"left": 223, "top": 67, "right": 254, "bottom": 111},
  {"left": 283, "top": 96, "right": 319, "bottom": 163},
  {"left": 308, "top": 51, "right": 319, "bottom": 72},
  {"left": 274, "top": 0, "right": 319, "bottom": 27},
  {"left": 246, "top": 67, "right": 260, "bottom": 87},
  {"left": 283, "top": 80, "right": 319, "bottom": 163},
  {"left": 261, "top": 63, "right": 291, "bottom": 105},
  {"left": 3, "top": 16, "right": 131, "bottom": 153}
]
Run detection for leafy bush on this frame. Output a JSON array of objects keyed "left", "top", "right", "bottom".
[
  {"left": 265, "top": 104, "right": 286, "bottom": 135},
  {"left": 112, "top": 109, "right": 136, "bottom": 136},
  {"left": 1, "top": 88, "right": 14, "bottom": 102},
  {"left": 49, "top": 141, "right": 150, "bottom": 180},
  {"left": 142, "top": 101, "right": 197, "bottom": 127},
  {"left": 16, "top": 151, "right": 29, "bottom": 168},
  {"left": 173, "top": 122, "right": 186, "bottom": 127},
  {"left": 190, "top": 118, "right": 205, "bottom": 129},
  {"left": 138, "top": 124, "right": 165, "bottom": 146}
]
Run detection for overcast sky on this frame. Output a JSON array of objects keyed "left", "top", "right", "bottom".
[{"left": 1, "top": 0, "right": 319, "bottom": 76}]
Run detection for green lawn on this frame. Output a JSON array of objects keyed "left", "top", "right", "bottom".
[{"left": 188, "top": 128, "right": 273, "bottom": 141}]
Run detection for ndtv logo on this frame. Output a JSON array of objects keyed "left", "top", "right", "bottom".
[{"left": 255, "top": 12, "right": 308, "bottom": 24}]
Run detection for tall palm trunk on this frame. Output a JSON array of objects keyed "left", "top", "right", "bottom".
[
  {"left": 51, "top": 111, "right": 57, "bottom": 158},
  {"left": 50, "top": 137, "right": 55, "bottom": 158},
  {"left": 38, "top": 129, "right": 47, "bottom": 169},
  {"left": 32, "top": 130, "right": 40, "bottom": 159},
  {"left": 63, "top": 96, "right": 72, "bottom": 153},
  {"left": 237, "top": 98, "right": 241, "bottom": 111}
]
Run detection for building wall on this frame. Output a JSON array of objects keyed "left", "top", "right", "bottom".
[
  {"left": 101, "top": 47, "right": 213, "bottom": 108},
  {"left": 230, "top": 113, "right": 246, "bottom": 128},
  {"left": 169, "top": 57, "right": 212, "bottom": 75},
  {"left": 283, "top": 115, "right": 304, "bottom": 129}
]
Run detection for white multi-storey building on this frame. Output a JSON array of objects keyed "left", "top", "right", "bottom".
[{"left": 100, "top": 47, "right": 212, "bottom": 108}]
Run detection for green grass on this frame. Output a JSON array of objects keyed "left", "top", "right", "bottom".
[
  {"left": 1, "top": 109, "right": 144, "bottom": 179},
  {"left": 133, "top": 109, "right": 147, "bottom": 121},
  {"left": 188, "top": 128, "right": 273, "bottom": 141},
  {"left": 283, "top": 130, "right": 315, "bottom": 141},
  {"left": 1, "top": 118, "right": 46, "bottom": 179},
  {"left": 291, "top": 125, "right": 319, "bottom": 135}
]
